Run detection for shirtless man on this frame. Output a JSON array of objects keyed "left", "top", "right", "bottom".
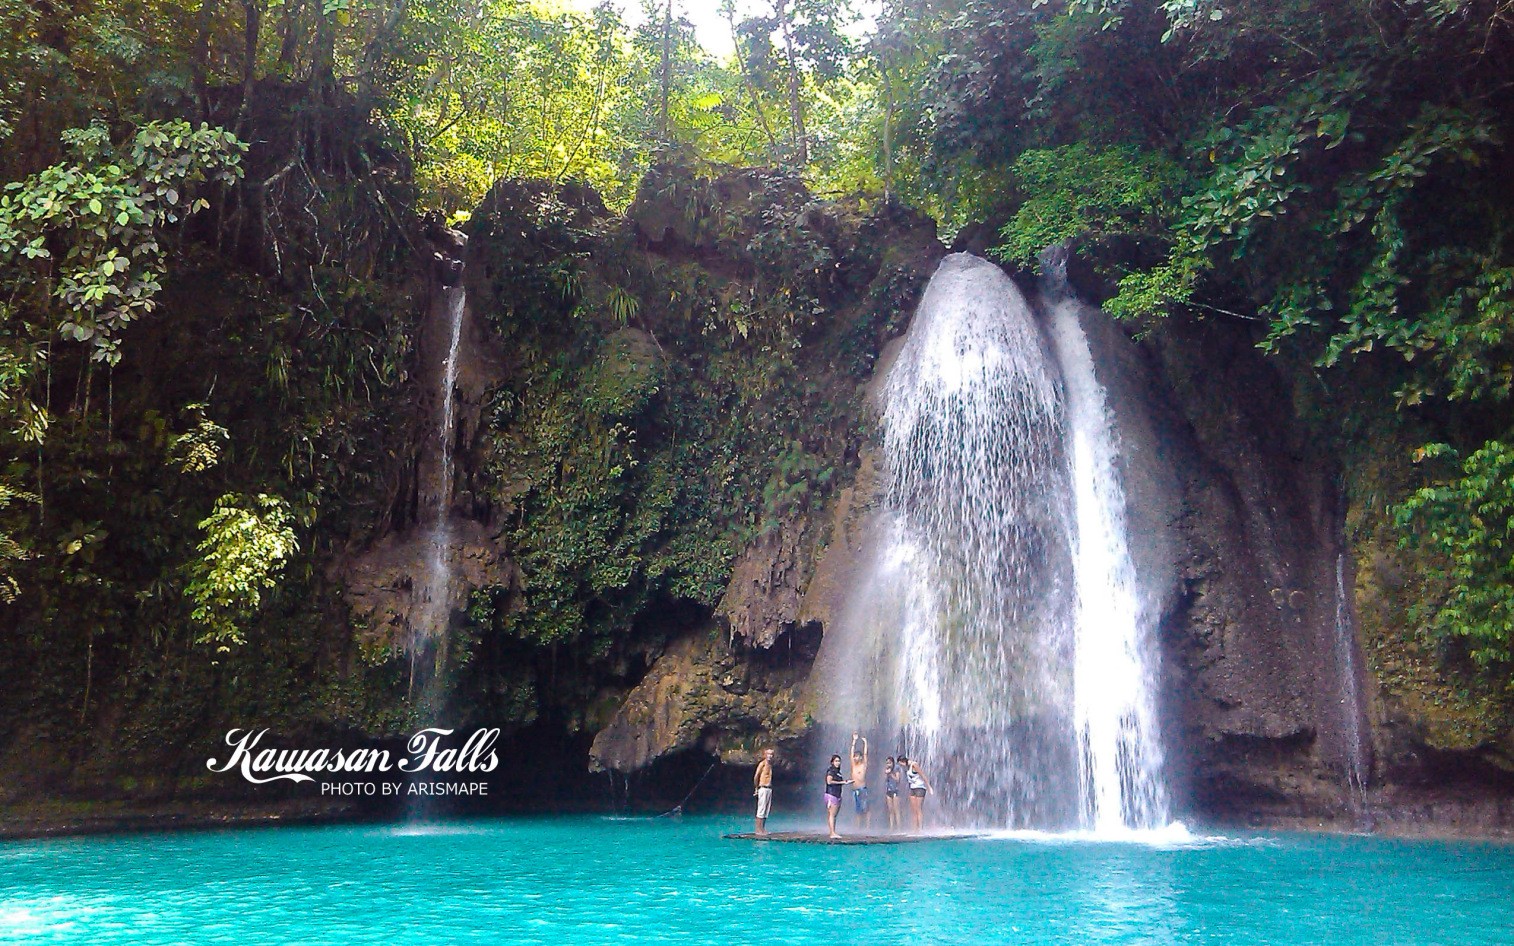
[
  {"left": 753, "top": 747, "right": 775, "bottom": 836},
  {"left": 849, "top": 732, "right": 871, "bottom": 831}
]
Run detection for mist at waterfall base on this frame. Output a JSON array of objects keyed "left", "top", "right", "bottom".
[
  {"left": 7, "top": 817, "right": 1514, "bottom": 945},
  {"left": 817, "top": 253, "right": 1168, "bottom": 833}
]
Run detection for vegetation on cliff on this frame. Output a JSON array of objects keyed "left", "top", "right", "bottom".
[{"left": 444, "top": 166, "right": 932, "bottom": 734}]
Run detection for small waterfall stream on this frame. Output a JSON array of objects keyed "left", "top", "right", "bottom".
[
  {"left": 411, "top": 285, "right": 466, "bottom": 698},
  {"left": 1333, "top": 552, "right": 1371, "bottom": 823},
  {"left": 823, "top": 252, "right": 1171, "bottom": 832}
]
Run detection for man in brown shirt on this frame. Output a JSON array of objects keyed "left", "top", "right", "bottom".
[{"left": 753, "top": 747, "right": 775, "bottom": 835}]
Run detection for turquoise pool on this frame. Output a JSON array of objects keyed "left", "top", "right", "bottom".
[{"left": 2, "top": 816, "right": 1511, "bottom": 944}]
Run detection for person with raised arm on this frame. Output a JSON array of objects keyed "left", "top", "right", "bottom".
[{"left": 849, "top": 732, "right": 871, "bottom": 832}]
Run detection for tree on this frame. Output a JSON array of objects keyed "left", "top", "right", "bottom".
[
  {"left": 735, "top": 0, "right": 854, "bottom": 165},
  {"left": 0, "top": 121, "right": 245, "bottom": 367},
  {"left": 185, "top": 492, "right": 300, "bottom": 646}
]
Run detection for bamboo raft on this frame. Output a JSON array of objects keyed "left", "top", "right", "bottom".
[{"left": 723, "top": 831, "right": 982, "bottom": 844}]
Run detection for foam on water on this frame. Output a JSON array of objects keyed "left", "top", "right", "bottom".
[
  {"left": 977, "top": 821, "right": 1238, "bottom": 849},
  {"left": 385, "top": 821, "right": 490, "bottom": 837}
]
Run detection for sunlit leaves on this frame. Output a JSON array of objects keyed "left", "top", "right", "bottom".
[
  {"left": 185, "top": 493, "right": 300, "bottom": 647},
  {"left": 166, "top": 403, "right": 231, "bottom": 474},
  {"left": 989, "top": 144, "right": 1178, "bottom": 266},
  {"left": 0, "top": 120, "right": 244, "bottom": 367},
  {"left": 390, "top": 0, "right": 642, "bottom": 210},
  {"left": 0, "top": 480, "right": 38, "bottom": 603},
  {"left": 1106, "top": 253, "right": 1205, "bottom": 321}
]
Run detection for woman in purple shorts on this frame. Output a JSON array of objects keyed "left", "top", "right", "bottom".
[{"left": 824, "top": 754, "right": 849, "bottom": 839}]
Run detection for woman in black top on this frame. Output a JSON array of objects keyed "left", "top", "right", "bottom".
[
  {"left": 883, "top": 757, "right": 901, "bottom": 832},
  {"left": 824, "top": 754, "right": 848, "bottom": 839}
]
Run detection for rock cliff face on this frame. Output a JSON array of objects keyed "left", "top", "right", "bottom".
[
  {"left": 1079, "top": 301, "right": 1362, "bottom": 823},
  {"left": 582, "top": 175, "right": 945, "bottom": 773},
  {"left": 587, "top": 626, "right": 817, "bottom": 772},
  {"left": 328, "top": 166, "right": 1509, "bottom": 834},
  {"left": 585, "top": 242, "right": 1511, "bottom": 833}
]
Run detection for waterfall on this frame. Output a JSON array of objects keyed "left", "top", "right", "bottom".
[
  {"left": 411, "top": 285, "right": 466, "bottom": 696},
  {"left": 822, "top": 253, "right": 1170, "bottom": 832},
  {"left": 1333, "top": 552, "right": 1371, "bottom": 823},
  {"left": 1044, "top": 290, "right": 1170, "bottom": 832}
]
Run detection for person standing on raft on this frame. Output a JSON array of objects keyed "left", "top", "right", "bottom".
[
  {"left": 883, "top": 757, "right": 902, "bottom": 831},
  {"left": 753, "top": 747, "right": 775, "bottom": 836},
  {"left": 899, "top": 755, "right": 933, "bottom": 832},
  {"left": 850, "top": 732, "right": 871, "bottom": 832},
  {"left": 824, "top": 754, "right": 851, "bottom": 839}
]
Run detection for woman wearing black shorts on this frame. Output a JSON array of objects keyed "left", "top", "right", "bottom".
[
  {"left": 899, "top": 755, "right": 932, "bottom": 832},
  {"left": 883, "top": 757, "right": 902, "bottom": 831}
]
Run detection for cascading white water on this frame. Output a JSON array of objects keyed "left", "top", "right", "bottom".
[
  {"left": 411, "top": 286, "right": 466, "bottom": 692},
  {"left": 823, "top": 252, "right": 1170, "bottom": 832},
  {"left": 878, "top": 254, "right": 1075, "bottom": 826},
  {"left": 1333, "top": 552, "right": 1371, "bottom": 819},
  {"left": 1044, "top": 292, "right": 1170, "bottom": 832}
]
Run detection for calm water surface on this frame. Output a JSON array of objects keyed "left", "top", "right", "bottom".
[{"left": 2, "top": 815, "right": 1511, "bottom": 944}]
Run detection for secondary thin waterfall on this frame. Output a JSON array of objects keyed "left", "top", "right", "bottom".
[
  {"left": 1333, "top": 552, "right": 1371, "bottom": 821},
  {"left": 823, "top": 252, "right": 1169, "bottom": 831},
  {"left": 411, "top": 285, "right": 466, "bottom": 696}
]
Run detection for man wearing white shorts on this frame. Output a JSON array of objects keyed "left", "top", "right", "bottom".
[{"left": 754, "top": 747, "right": 775, "bottom": 835}]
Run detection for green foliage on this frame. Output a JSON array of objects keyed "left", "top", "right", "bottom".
[
  {"left": 185, "top": 493, "right": 300, "bottom": 647},
  {"left": 0, "top": 481, "right": 38, "bottom": 603},
  {"left": 1252, "top": 103, "right": 1500, "bottom": 365},
  {"left": 166, "top": 403, "right": 230, "bottom": 474},
  {"left": 1106, "top": 253, "right": 1204, "bottom": 321},
  {"left": 990, "top": 144, "right": 1178, "bottom": 266},
  {"left": 1402, "top": 261, "right": 1514, "bottom": 406},
  {"left": 1394, "top": 442, "right": 1514, "bottom": 679},
  {"left": 0, "top": 121, "right": 244, "bottom": 365},
  {"left": 390, "top": 1, "right": 640, "bottom": 209},
  {"left": 760, "top": 440, "right": 832, "bottom": 534},
  {"left": 0, "top": 334, "right": 46, "bottom": 443}
]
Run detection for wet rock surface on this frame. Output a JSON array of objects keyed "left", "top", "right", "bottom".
[{"left": 588, "top": 627, "right": 815, "bottom": 773}]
